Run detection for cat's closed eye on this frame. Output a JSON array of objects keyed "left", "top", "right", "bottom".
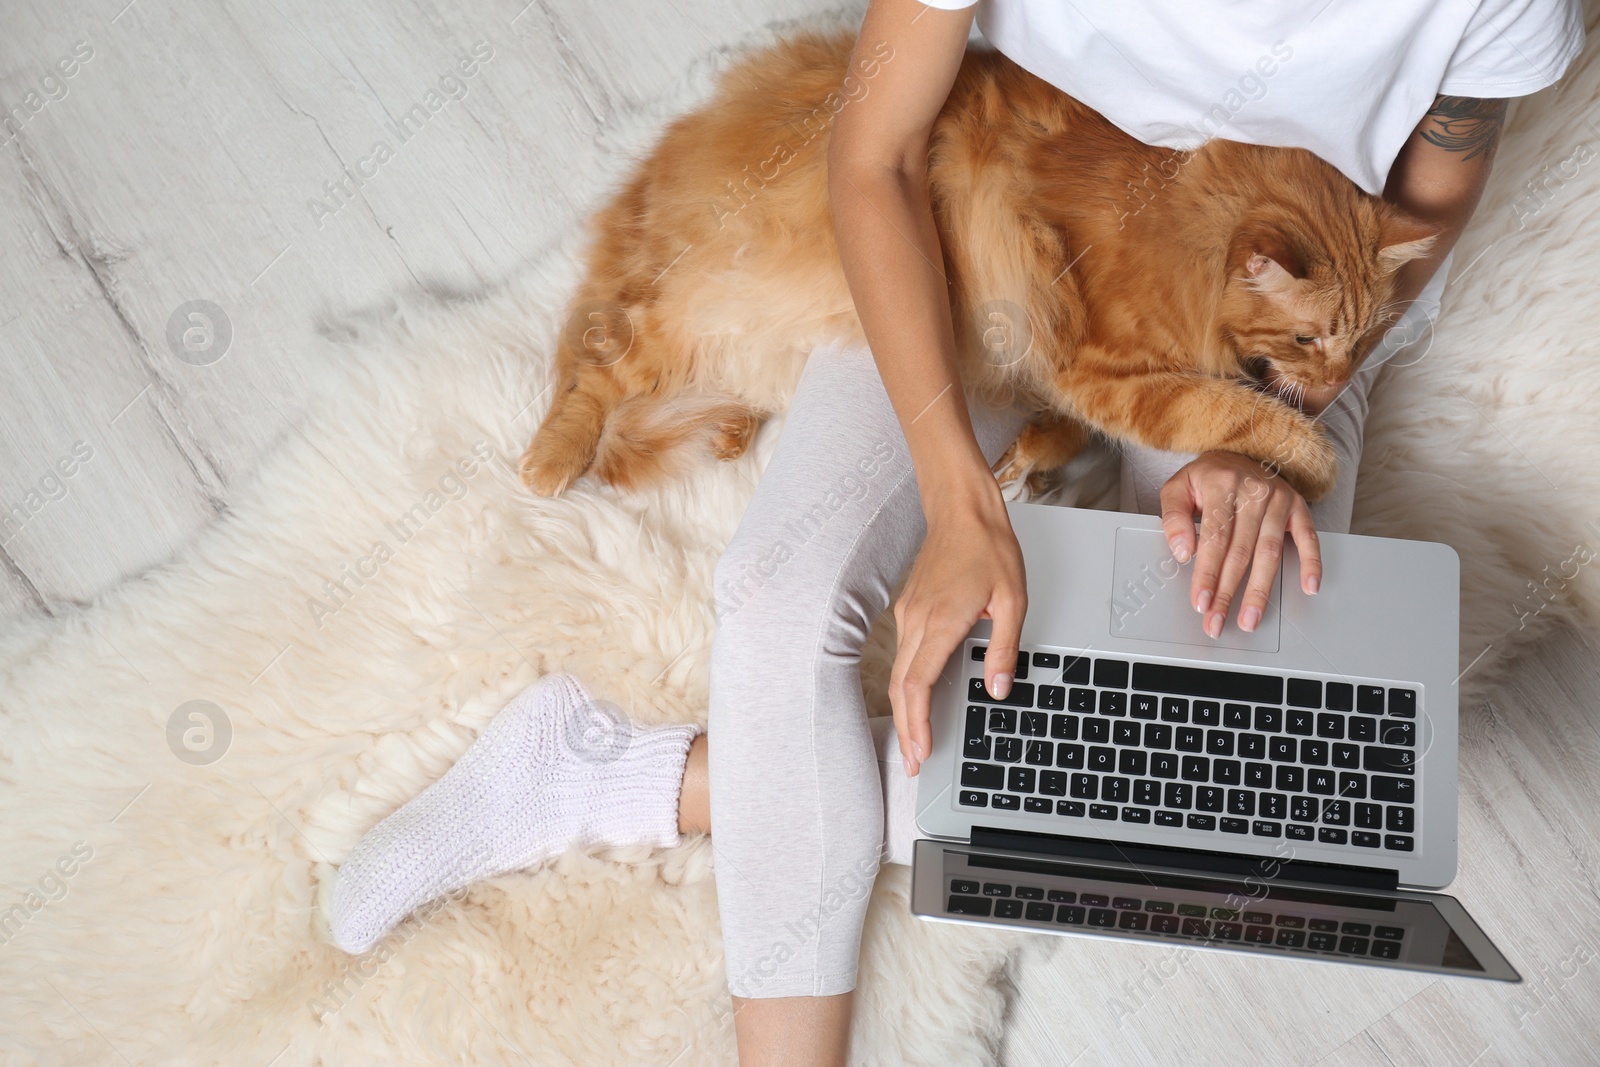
[{"left": 1294, "top": 334, "right": 1319, "bottom": 345}]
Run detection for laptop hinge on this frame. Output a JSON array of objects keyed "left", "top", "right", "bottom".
[{"left": 969, "top": 826, "right": 1401, "bottom": 892}]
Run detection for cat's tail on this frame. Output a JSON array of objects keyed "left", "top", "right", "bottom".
[{"left": 520, "top": 376, "right": 759, "bottom": 496}]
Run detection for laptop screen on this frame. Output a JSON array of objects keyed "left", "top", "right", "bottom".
[{"left": 915, "top": 844, "right": 1516, "bottom": 980}]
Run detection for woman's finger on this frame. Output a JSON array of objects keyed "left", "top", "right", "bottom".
[
  {"left": 1288, "top": 498, "right": 1323, "bottom": 595},
  {"left": 1190, "top": 483, "right": 1237, "bottom": 622},
  {"left": 1207, "top": 487, "right": 1267, "bottom": 639},
  {"left": 1236, "top": 493, "right": 1293, "bottom": 633}
]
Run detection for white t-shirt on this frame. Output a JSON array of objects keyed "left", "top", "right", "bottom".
[{"left": 917, "top": 0, "right": 1584, "bottom": 356}]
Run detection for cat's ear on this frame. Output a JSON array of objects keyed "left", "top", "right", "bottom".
[
  {"left": 1377, "top": 213, "right": 1438, "bottom": 273},
  {"left": 1233, "top": 223, "right": 1307, "bottom": 296},
  {"left": 1243, "top": 252, "right": 1299, "bottom": 295}
]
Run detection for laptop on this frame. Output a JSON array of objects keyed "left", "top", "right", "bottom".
[{"left": 910, "top": 501, "right": 1518, "bottom": 981}]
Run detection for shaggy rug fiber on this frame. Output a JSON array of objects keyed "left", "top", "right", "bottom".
[{"left": 4, "top": 18, "right": 1600, "bottom": 1067}]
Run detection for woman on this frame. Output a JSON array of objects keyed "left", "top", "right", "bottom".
[{"left": 331, "top": 1, "right": 1582, "bottom": 1063}]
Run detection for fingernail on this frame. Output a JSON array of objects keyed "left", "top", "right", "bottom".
[
  {"left": 912, "top": 741, "right": 926, "bottom": 762},
  {"left": 1307, "top": 575, "right": 1320, "bottom": 595},
  {"left": 990, "top": 673, "right": 1013, "bottom": 699},
  {"left": 1240, "top": 606, "right": 1260, "bottom": 632},
  {"left": 1206, "top": 613, "right": 1223, "bottom": 639},
  {"left": 1170, "top": 539, "right": 1191, "bottom": 564},
  {"left": 1196, "top": 590, "right": 1212, "bottom": 614},
  {"left": 904, "top": 756, "right": 916, "bottom": 777}
]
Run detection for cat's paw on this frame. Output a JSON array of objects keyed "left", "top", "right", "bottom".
[
  {"left": 707, "top": 410, "right": 759, "bottom": 461},
  {"left": 1268, "top": 429, "right": 1338, "bottom": 501},
  {"left": 993, "top": 443, "right": 1056, "bottom": 502},
  {"left": 518, "top": 439, "right": 586, "bottom": 497}
]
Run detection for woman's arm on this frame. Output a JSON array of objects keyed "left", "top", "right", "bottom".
[
  {"left": 1168, "top": 94, "right": 1508, "bottom": 639},
  {"left": 830, "top": 0, "right": 1019, "bottom": 777}
]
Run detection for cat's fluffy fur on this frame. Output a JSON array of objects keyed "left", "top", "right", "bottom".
[{"left": 520, "top": 31, "right": 1435, "bottom": 501}]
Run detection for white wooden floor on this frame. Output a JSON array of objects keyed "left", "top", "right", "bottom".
[{"left": 3, "top": 1, "right": 1598, "bottom": 1064}]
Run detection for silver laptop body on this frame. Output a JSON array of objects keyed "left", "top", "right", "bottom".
[{"left": 911, "top": 502, "right": 1518, "bottom": 981}]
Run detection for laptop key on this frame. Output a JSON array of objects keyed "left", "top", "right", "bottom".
[
  {"left": 1160, "top": 697, "right": 1190, "bottom": 722},
  {"left": 1068, "top": 687, "right": 1095, "bottom": 712},
  {"left": 1176, "top": 904, "right": 1207, "bottom": 917},
  {"left": 1025, "top": 902, "right": 1054, "bottom": 922},
  {"left": 1307, "top": 933, "right": 1338, "bottom": 951},
  {"left": 1083, "top": 718, "right": 1111, "bottom": 743},
  {"left": 1133, "top": 779, "right": 1161, "bottom": 805},
  {"left": 1025, "top": 740, "right": 1053, "bottom": 766},
  {"left": 1375, "top": 925, "right": 1405, "bottom": 940},
  {"left": 1317, "top": 713, "right": 1344, "bottom": 739},
  {"left": 1102, "top": 776, "right": 1131, "bottom": 803},
  {"left": 1260, "top": 792, "right": 1287, "bottom": 819},
  {"left": 1094, "top": 659, "right": 1131, "bottom": 689},
  {"left": 1333, "top": 744, "right": 1361, "bottom": 769},
  {"left": 1013, "top": 655, "right": 1029, "bottom": 681},
  {"left": 1206, "top": 729, "right": 1234, "bottom": 756},
  {"left": 1339, "top": 772, "right": 1367, "bottom": 798},
  {"left": 1155, "top": 810, "right": 1183, "bottom": 826},
  {"left": 1287, "top": 679, "right": 1322, "bottom": 708},
  {"left": 1197, "top": 787, "right": 1225, "bottom": 812},
  {"left": 1254, "top": 706, "right": 1283, "bottom": 733},
  {"left": 1181, "top": 755, "right": 1209, "bottom": 782},
  {"left": 1121, "top": 807, "right": 1151, "bottom": 824},
  {"left": 971, "top": 678, "right": 1035, "bottom": 707},
  {"left": 1039, "top": 770, "right": 1068, "bottom": 796},
  {"left": 1384, "top": 834, "right": 1415, "bottom": 851},
  {"left": 1099, "top": 691, "right": 1128, "bottom": 716},
  {"left": 1341, "top": 922, "right": 1371, "bottom": 935},
  {"left": 1364, "top": 747, "right": 1417, "bottom": 774},
  {"left": 1269, "top": 737, "right": 1298, "bottom": 762},
  {"left": 1187, "top": 814, "right": 1216, "bottom": 831},
  {"left": 1051, "top": 714, "right": 1078, "bottom": 741},
  {"left": 1087, "top": 908, "right": 1118, "bottom": 928},
  {"left": 1150, "top": 752, "right": 1179, "bottom": 779},
  {"left": 1325, "top": 682, "right": 1354, "bottom": 711},
  {"left": 1370, "top": 940, "right": 1402, "bottom": 959},
  {"left": 1220, "top": 817, "right": 1248, "bottom": 834},
  {"left": 962, "top": 763, "right": 1005, "bottom": 789},
  {"left": 1245, "top": 924, "right": 1275, "bottom": 943},
  {"left": 1386, "top": 807, "right": 1414, "bottom": 832},
  {"left": 1290, "top": 796, "right": 1316, "bottom": 822},
  {"left": 992, "top": 794, "right": 1021, "bottom": 810},
  {"left": 1193, "top": 701, "right": 1221, "bottom": 727},
  {"left": 1244, "top": 762, "right": 1271, "bottom": 788},
  {"left": 1119, "top": 911, "right": 1150, "bottom": 930},
  {"left": 1023, "top": 797, "right": 1052, "bottom": 814},
  {"left": 1163, "top": 783, "right": 1192, "bottom": 809},
  {"left": 1056, "top": 905, "right": 1086, "bottom": 924},
  {"left": 1057, "top": 800, "right": 1087, "bottom": 817},
  {"left": 1348, "top": 717, "right": 1378, "bottom": 742},
  {"left": 1144, "top": 724, "right": 1173, "bottom": 749},
  {"left": 1239, "top": 733, "right": 1267, "bottom": 759},
  {"left": 1371, "top": 776, "right": 1415, "bottom": 803},
  {"left": 1275, "top": 915, "right": 1305, "bottom": 928},
  {"left": 1062, "top": 656, "right": 1092, "bottom": 685},
  {"left": 1318, "top": 827, "right": 1348, "bottom": 845},
  {"left": 1048, "top": 889, "right": 1076, "bottom": 903},
  {"left": 1339, "top": 936, "right": 1371, "bottom": 955},
  {"left": 1131, "top": 694, "right": 1159, "bottom": 719},
  {"left": 1307, "top": 769, "right": 1336, "bottom": 795},
  {"left": 989, "top": 708, "right": 1017, "bottom": 734},
  {"left": 1309, "top": 918, "right": 1339, "bottom": 932},
  {"left": 1057, "top": 743, "right": 1086, "bottom": 769},
  {"left": 1213, "top": 921, "right": 1243, "bottom": 940},
  {"left": 1243, "top": 911, "right": 1272, "bottom": 925},
  {"left": 1119, "top": 750, "right": 1148, "bottom": 776},
  {"left": 951, "top": 879, "right": 980, "bottom": 894},
  {"left": 1070, "top": 774, "right": 1097, "bottom": 800},
  {"left": 1352, "top": 831, "right": 1381, "bottom": 847},
  {"left": 1287, "top": 710, "right": 1314, "bottom": 736},
  {"left": 982, "top": 883, "right": 1012, "bottom": 897},
  {"left": 1177, "top": 727, "right": 1204, "bottom": 752},
  {"left": 1388, "top": 688, "right": 1417, "bottom": 717},
  {"left": 1021, "top": 711, "right": 1048, "bottom": 736},
  {"left": 994, "top": 738, "right": 1022, "bottom": 763},
  {"left": 1079, "top": 894, "right": 1109, "bottom": 907},
  {"left": 1252, "top": 820, "right": 1281, "bottom": 837},
  {"left": 1355, "top": 802, "right": 1383, "bottom": 828},
  {"left": 1032, "top": 652, "right": 1061, "bottom": 670},
  {"left": 959, "top": 790, "right": 988, "bottom": 807},
  {"left": 1113, "top": 721, "right": 1142, "bottom": 746},
  {"left": 1039, "top": 685, "right": 1066, "bottom": 711},
  {"left": 1286, "top": 824, "right": 1313, "bottom": 840},
  {"left": 1379, "top": 720, "right": 1416, "bottom": 747},
  {"left": 1213, "top": 759, "right": 1241, "bottom": 785},
  {"left": 1227, "top": 790, "right": 1255, "bottom": 816},
  {"left": 1223, "top": 703, "right": 1252, "bottom": 729},
  {"left": 994, "top": 900, "right": 1024, "bottom": 919},
  {"left": 1088, "top": 746, "right": 1116, "bottom": 772},
  {"left": 1151, "top": 914, "right": 1181, "bottom": 933},
  {"left": 1276, "top": 929, "right": 1306, "bottom": 948},
  {"left": 1301, "top": 740, "right": 1329, "bottom": 766},
  {"left": 948, "top": 895, "right": 992, "bottom": 916},
  {"left": 1015, "top": 886, "right": 1044, "bottom": 900},
  {"left": 1357, "top": 685, "right": 1385, "bottom": 714},
  {"left": 1276, "top": 766, "right": 1304, "bottom": 792}
]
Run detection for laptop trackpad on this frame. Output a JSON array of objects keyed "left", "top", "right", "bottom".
[{"left": 1109, "top": 527, "right": 1281, "bottom": 653}]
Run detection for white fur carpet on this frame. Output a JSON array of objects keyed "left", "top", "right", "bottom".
[{"left": 4, "top": 22, "right": 1600, "bottom": 1067}]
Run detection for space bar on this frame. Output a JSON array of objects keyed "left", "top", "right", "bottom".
[{"left": 1131, "top": 662, "right": 1284, "bottom": 704}]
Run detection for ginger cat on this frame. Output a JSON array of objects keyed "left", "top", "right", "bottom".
[{"left": 519, "top": 31, "right": 1434, "bottom": 501}]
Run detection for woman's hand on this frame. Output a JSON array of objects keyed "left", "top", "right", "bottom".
[
  {"left": 1159, "top": 451, "right": 1321, "bottom": 639},
  {"left": 890, "top": 485, "right": 1025, "bottom": 778}
]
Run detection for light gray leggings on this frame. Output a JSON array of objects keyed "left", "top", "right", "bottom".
[{"left": 706, "top": 338, "right": 1384, "bottom": 999}]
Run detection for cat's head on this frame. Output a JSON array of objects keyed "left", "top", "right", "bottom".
[{"left": 1221, "top": 206, "right": 1437, "bottom": 390}]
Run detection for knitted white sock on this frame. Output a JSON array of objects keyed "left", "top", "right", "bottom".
[
  {"left": 330, "top": 673, "right": 700, "bottom": 954},
  {"left": 872, "top": 715, "right": 921, "bottom": 868}
]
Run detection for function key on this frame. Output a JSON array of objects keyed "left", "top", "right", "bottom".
[
  {"left": 1384, "top": 834, "right": 1415, "bottom": 851},
  {"left": 1388, "top": 688, "right": 1417, "bottom": 717},
  {"left": 1356, "top": 685, "right": 1386, "bottom": 714},
  {"left": 1094, "top": 658, "right": 1131, "bottom": 689},
  {"left": 1176, "top": 903, "right": 1208, "bottom": 917},
  {"left": 1023, "top": 797, "right": 1052, "bottom": 813},
  {"left": 1090, "top": 803, "right": 1117, "bottom": 820},
  {"left": 1121, "top": 807, "right": 1152, "bottom": 823},
  {"left": 1318, "top": 828, "right": 1348, "bottom": 844},
  {"left": 1154, "top": 810, "right": 1183, "bottom": 826},
  {"left": 1352, "top": 831, "right": 1381, "bottom": 848},
  {"left": 1243, "top": 911, "right": 1272, "bottom": 925},
  {"left": 950, "top": 880, "right": 980, "bottom": 895},
  {"left": 982, "top": 883, "right": 1012, "bottom": 897},
  {"left": 1186, "top": 814, "right": 1216, "bottom": 831},
  {"left": 948, "top": 895, "right": 992, "bottom": 916},
  {"left": 1374, "top": 926, "right": 1405, "bottom": 941},
  {"left": 1047, "top": 889, "right": 1076, "bottom": 903},
  {"left": 1062, "top": 655, "right": 1092, "bottom": 685},
  {"left": 1220, "top": 817, "right": 1248, "bottom": 834},
  {"left": 1287, "top": 679, "right": 1322, "bottom": 708},
  {"left": 1145, "top": 900, "right": 1175, "bottom": 913},
  {"left": 1341, "top": 922, "right": 1372, "bottom": 936},
  {"left": 1275, "top": 915, "right": 1305, "bottom": 928},
  {"left": 1057, "top": 800, "right": 1087, "bottom": 817},
  {"left": 1326, "top": 682, "right": 1354, "bottom": 711},
  {"left": 1033, "top": 652, "right": 1061, "bottom": 670},
  {"left": 1308, "top": 919, "right": 1340, "bottom": 933},
  {"left": 1252, "top": 820, "right": 1282, "bottom": 837},
  {"left": 1113, "top": 896, "right": 1142, "bottom": 910},
  {"left": 1079, "top": 894, "right": 1110, "bottom": 908},
  {"left": 959, "top": 790, "right": 988, "bottom": 807},
  {"left": 1015, "top": 886, "right": 1045, "bottom": 900},
  {"left": 992, "top": 794, "right": 1021, "bottom": 810}
]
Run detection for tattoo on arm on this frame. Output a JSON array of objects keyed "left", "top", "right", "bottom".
[{"left": 1419, "top": 95, "right": 1508, "bottom": 162}]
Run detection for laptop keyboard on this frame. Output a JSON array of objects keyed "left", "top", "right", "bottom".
[
  {"left": 944, "top": 877, "right": 1408, "bottom": 960},
  {"left": 957, "top": 645, "right": 1421, "bottom": 854}
]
